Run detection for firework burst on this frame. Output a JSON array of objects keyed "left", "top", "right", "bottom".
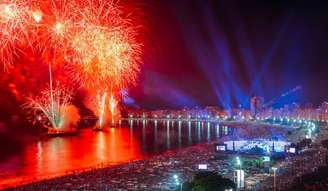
[
  {"left": 69, "top": 26, "right": 141, "bottom": 88},
  {"left": 66, "top": 0, "right": 143, "bottom": 128},
  {"left": 23, "top": 83, "right": 73, "bottom": 129},
  {"left": 0, "top": 0, "right": 30, "bottom": 69},
  {"left": 32, "top": 0, "right": 80, "bottom": 56},
  {"left": 66, "top": 0, "right": 143, "bottom": 90},
  {"left": 0, "top": 0, "right": 144, "bottom": 130}
]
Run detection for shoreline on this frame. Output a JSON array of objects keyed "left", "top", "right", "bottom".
[
  {"left": 0, "top": 157, "right": 143, "bottom": 190},
  {"left": 2, "top": 124, "right": 321, "bottom": 191},
  {"left": 4, "top": 142, "right": 218, "bottom": 191}
]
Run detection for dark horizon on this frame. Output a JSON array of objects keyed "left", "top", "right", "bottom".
[{"left": 130, "top": 0, "right": 328, "bottom": 109}]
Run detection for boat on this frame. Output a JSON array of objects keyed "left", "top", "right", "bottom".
[
  {"left": 47, "top": 127, "right": 78, "bottom": 136},
  {"left": 92, "top": 126, "right": 104, "bottom": 131}
]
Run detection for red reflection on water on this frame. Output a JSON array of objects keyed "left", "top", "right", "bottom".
[{"left": 0, "top": 128, "right": 143, "bottom": 189}]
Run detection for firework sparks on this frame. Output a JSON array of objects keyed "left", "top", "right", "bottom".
[
  {"left": 23, "top": 83, "right": 73, "bottom": 129},
  {"left": 0, "top": 1, "right": 30, "bottom": 68},
  {"left": 97, "top": 91, "right": 107, "bottom": 128},
  {"left": 68, "top": 24, "right": 142, "bottom": 90},
  {"left": 31, "top": 9, "right": 42, "bottom": 23},
  {"left": 109, "top": 93, "right": 118, "bottom": 124},
  {"left": 70, "top": 28, "right": 132, "bottom": 87},
  {"left": 0, "top": 0, "right": 143, "bottom": 130},
  {"left": 0, "top": 0, "right": 143, "bottom": 82},
  {"left": 66, "top": 0, "right": 142, "bottom": 128}
]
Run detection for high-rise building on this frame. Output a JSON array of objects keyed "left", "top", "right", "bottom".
[{"left": 250, "top": 96, "right": 264, "bottom": 117}]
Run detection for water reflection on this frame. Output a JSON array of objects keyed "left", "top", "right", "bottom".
[
  {"left": 154, "top": 121, "right": 158, "bottom": 152},
  {"left": 216, "top": 124, "right": 220, "bottom": 137},
  {"left": 123, "top": 120, "right": 232, "bottom": 152},
  {"left": 166, "top": 120, "right": 170, "bottom": 149},
  {"left": 197, "top": 122, "right": 201, "bottom": 143},
  {"left": 178, "top": 121, "right": 182, "bottom": 147},
  {"left": 142, "top": 120, "right": 146, "bottom": 149},
  {"left": 0, "top": 120, "right": 232, "bottom": 189},
  {"left": 207, "top": 122, "right": 211, "bottom": 141},
  {"left": 188, "top": 121, "right": 192, "bottom": 144}
]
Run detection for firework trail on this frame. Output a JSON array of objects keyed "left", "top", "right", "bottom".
[
  {"left": 109, "top": 93, "right": 118, "bottom": 124},
  {"left": 98, "top": 91, "right": 107, "bottom": 128}
]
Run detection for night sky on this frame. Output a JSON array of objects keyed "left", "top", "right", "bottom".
[{"left": 130, "top": 0, "right": 328, "bottom": 109}]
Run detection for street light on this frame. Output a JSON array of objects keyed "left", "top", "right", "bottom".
[{"left": 272, "top": 167, "right": 278, "bottom": 191}]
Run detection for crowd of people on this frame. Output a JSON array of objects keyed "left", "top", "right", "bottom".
[
  {"left": 6, "top": 143, "right": 216, "bottom": 190},
  {"left": 255, "top": 129, "right": 328, "bottom": 191}
]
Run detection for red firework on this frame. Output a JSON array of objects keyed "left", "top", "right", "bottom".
[{"left": 0, "top": 0, "right": 143, "bottom": 128}]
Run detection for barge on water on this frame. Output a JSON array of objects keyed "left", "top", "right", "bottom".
[{"left": 47, "top": 127, "right": 78, "bottom": 136}]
